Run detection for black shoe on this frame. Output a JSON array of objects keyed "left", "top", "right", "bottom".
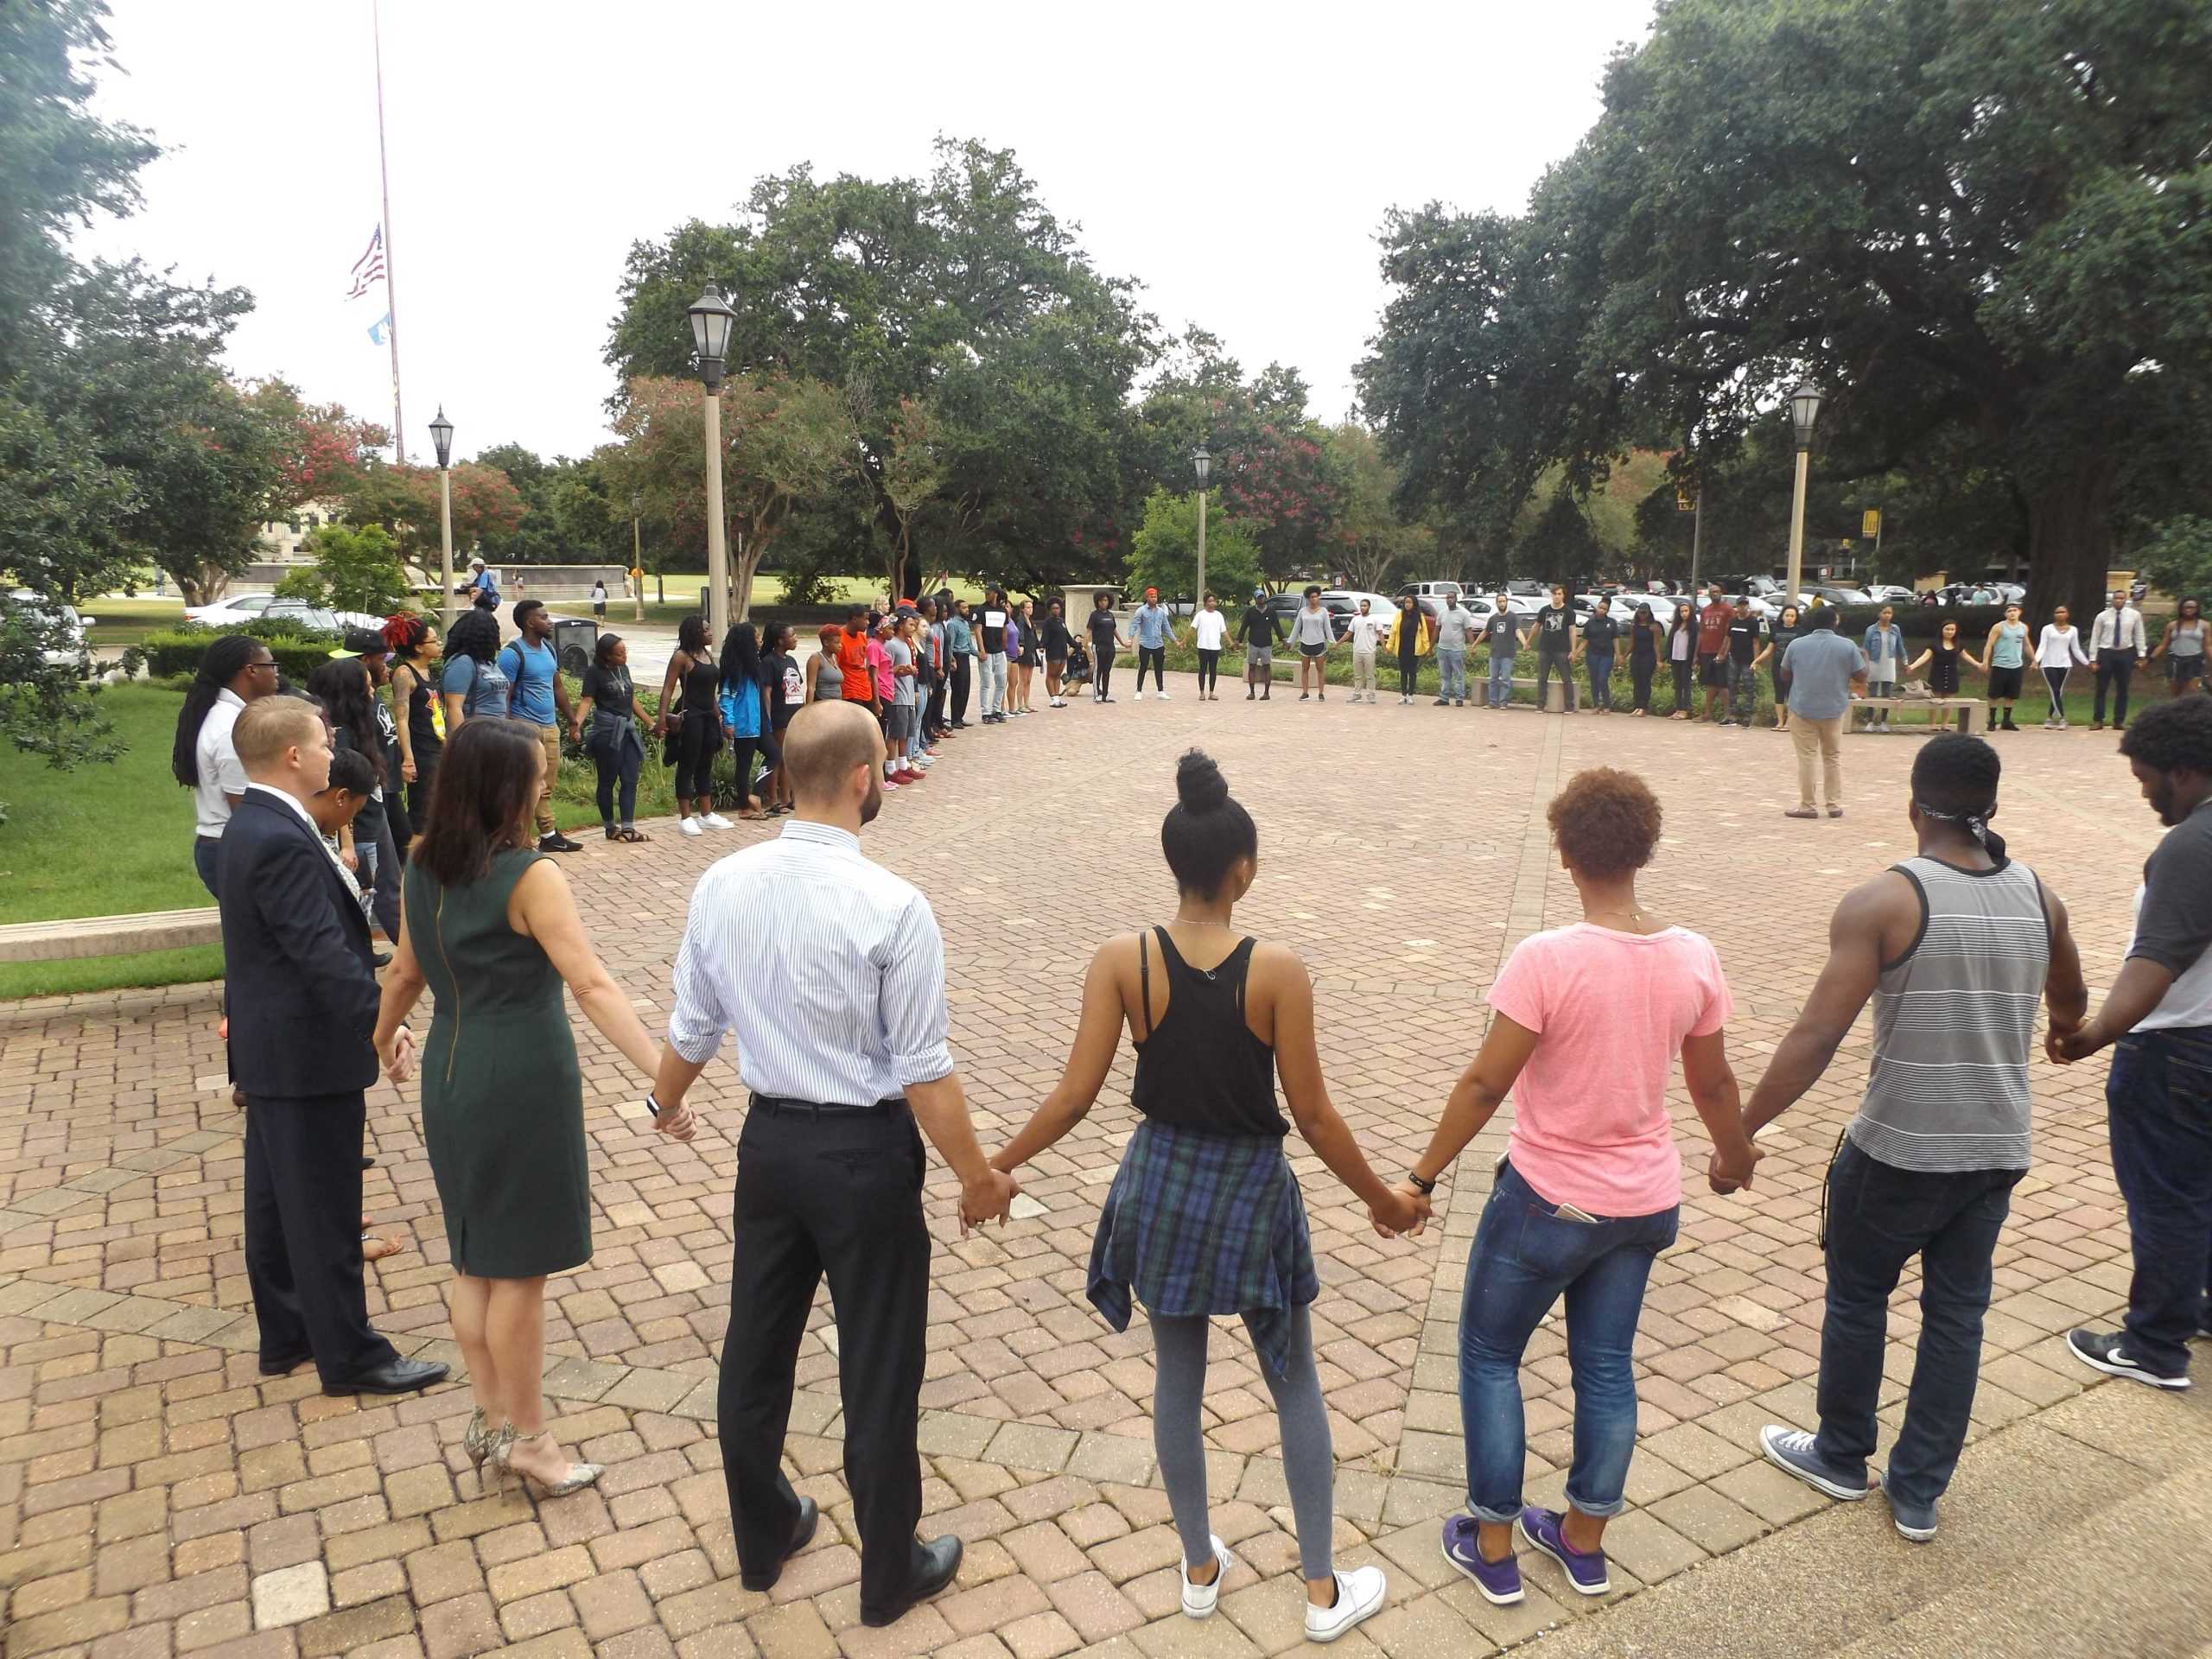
[
  {"left": 538, "top": 834, "right": 584, "bottom": 853},
  {"left": 259, "top": 1350, "right": 312, "bottom": 1377},
  {"left": 1433, "top": 696, "right": 1449, "bottom": 706},
  {"left": 2063, "top": 1328, "right": 2190, "bottom": 1390},
  {"left": 951, "top": 720, "right": 969, "bottom": 729},
  {"left": 322, "top": 1357, "right": 450, "bottom": 1396},
  {"left": 861, "top": 1535, "right": 963, "bottom": 1628},
  {"left": 741, "top": 1496, "right": 820, "bottom": 1591},
  {"left": 372, "top": 950, "right": 393, "bottom": 968},
  {"left": 360, "top": 1155, "right": 375, "bottom": 1170}
]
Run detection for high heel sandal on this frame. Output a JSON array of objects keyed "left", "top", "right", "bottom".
[
  {"left": 461, "top": 1408, "right": 493, "bottom": 1473},
  {"left": 493, "top": 1428, "right": 603, "bottom": 1499}
]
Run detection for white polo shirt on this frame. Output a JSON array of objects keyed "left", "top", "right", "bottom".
[{"left": 193, "top": 690, "right": 249, "bottom": 840}]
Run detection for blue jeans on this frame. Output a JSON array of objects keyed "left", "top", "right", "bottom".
[
  {"left": 979, "top": 652, "right": 1008, "bottom": 715},
  {"left": 1459, "top": 1160, "right": 1678, "bottom": 1522},
  {"left": 1586, "top": 652, "right": 1614, "bottom": 710},
  {"left": 1438, "top": 648, "right": 1466, "bottom": 700},
  {"left": 2107, "top": 1028, "right": 2212, "bottom": 1377},
  {"left": 193, "top": 836, "right": 222, "bottom": 899},
  {"left": 1487, "top": 651, "right": 1514, "bottom": 708},
  {"left": 1814, "top": 1139, "right": 2021, "bottom": 1508}
]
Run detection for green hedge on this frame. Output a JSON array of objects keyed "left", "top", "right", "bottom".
[{"left": 142, "top": 628, "right": 338, "bottom": 683}]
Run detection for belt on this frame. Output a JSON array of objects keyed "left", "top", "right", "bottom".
[{"left": 751, "top": 1094, "right": 906, "bottom": 1119}]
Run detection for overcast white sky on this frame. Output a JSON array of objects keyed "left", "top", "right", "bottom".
[{"left": 79, "top": 0, "right": 1652, "bottom": 467}]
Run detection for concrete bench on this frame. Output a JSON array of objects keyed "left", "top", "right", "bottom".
[
  {"left": 1849, "top": 696, "right": 1987, "bottom": 734},
  {"left": 0, "top": 907, "right": 222, "bottom": 963}
]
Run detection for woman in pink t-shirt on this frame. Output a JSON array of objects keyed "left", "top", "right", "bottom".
[{"left": 1395, "top": 768, "right": 1759, "bottom": 1607}]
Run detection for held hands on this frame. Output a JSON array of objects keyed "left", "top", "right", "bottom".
[
  {"left": 2045, "top": 1017, "right": 2099, "bottom": 1065},
  {"left": 652, "top": 1100, "right": 698, "bottom": 1142},
  {"left": 1707, "top": 1140, "right": 1763, "bottom": 1196},
  {"left": 1369, "top": 1181, "right": 1432, "bottom": 1240},
  {"left": 379, "top": 1027, "right": 417, "bottom": 1084},
  {"left": 401, "top": 757, "right": 417, "bottom": 783},
  {"left": 959, "top": 1166, "right": 1020, "bottom": 1236}
]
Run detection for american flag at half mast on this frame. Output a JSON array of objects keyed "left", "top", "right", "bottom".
[{"left": 346, "top": 225, "right": 385, "bottom": 300}]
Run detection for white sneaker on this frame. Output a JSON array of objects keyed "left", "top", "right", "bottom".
[
  {"left": 1179, "top": 1535, "right": 1232, "bottom": 1619},
  {"left": 1135, "top": 690, "right": 1146, "bottom": 701},
  {"left": 700, "top": 812, "right": 734, "bottom": 830},
  {"left": 1305, "top": 1565, "right": 1386, "bottom": 1643},
  {"left": 678, "top": 817, "right": 702, "bottom": 838},
  {"left": 1158, "top": 690, "right": 1171, "bottom": 700}
]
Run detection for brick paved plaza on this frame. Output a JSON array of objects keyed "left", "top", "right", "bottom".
[{"left": 0, "top": 675, "right": 2189, "bottom": 1658}]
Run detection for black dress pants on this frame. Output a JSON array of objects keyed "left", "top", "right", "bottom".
[
  {"left": 950, "top": 656, "right": 973, "bottom": 722},
  {"left": 719, "top": 1102, "right": 931, "bottom": 1618},
  {"left": 243, "top": 1090, "right": 400, "bottom": 1382},
  {"left": 2094, "top": 649, "right": 2136, "bottom": 727}
]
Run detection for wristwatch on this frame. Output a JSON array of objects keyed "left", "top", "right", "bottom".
[{"left": 1406, "top": 1170, "right": 1437, "bottom": 1196}]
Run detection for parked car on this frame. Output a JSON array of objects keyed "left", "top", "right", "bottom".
[
  {"left": 187, "top": 591, "right": 385, "bottom": 632},
  {"left": 1398, "top": 580, "right": 1467, "bottom": 608},
  {"left": 4, "top": 589, "right": 95, "bottom": 670},
  {"left": 1802, "top": 584, "right": 1873, "bottom": 608},
  {"left": 1864, "top": 584, "right": 1920, "bottom": 607}
]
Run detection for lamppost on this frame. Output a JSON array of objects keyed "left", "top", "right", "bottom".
[
  {"left": 1783, "top": 380, "right": 1822, "bottom": 609},
  {"left": 629, "top": 492, "right": 645, "bottom": 622},
  {"left": 429, "top": 406, "right": 455, "bottom": 629},
  {"left": 687, "top": 283, "right": 738, "bottom": 646},
  {"left": 1192, "top": 445, "right": 1211, "bottom": 612}
]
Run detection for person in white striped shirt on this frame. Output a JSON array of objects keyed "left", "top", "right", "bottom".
[
  {"left": 648, "top": 698, "right": 1017, "bottom": 1630},
  {"left": 1723, "top": 736, "right": 2085, "bottom": 1543}
]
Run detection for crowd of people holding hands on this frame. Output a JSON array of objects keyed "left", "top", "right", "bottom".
[{"left": 164, "top": 560, "right": 2212, "bottom": 1640}]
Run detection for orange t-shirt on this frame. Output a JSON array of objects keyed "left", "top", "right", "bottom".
[{"left": 836, "top": 630, "right": 874, "bottom": 701}]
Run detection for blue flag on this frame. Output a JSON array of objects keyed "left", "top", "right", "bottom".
[{"left": 366, "top": 311, "right": 391, "bottom": 345}]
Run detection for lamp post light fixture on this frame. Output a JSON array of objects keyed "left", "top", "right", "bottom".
[
  {"left": 1783, "top": 380, "right": 1822, "bottom": 613},
  {"left": 687, "top": 283, "right": 739, "bottom": 645},
  {"left": 429, "top": 406, "right": 456, "bottom": 629},
  {"left": 1192, "top": 445, "right": 1211, "bottom": 613},
  {"left": 629, "top": 491, "right": 645, "bottom": 622}
]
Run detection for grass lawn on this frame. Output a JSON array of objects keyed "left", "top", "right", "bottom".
[{"left": 0, "top": 681, "right": 225, "bottom": 997}]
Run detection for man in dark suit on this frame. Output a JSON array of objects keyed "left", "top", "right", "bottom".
[{"left": 220, "top": 697, "right": 447, "bottom": 1396}]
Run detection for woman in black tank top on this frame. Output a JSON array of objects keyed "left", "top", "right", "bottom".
[
  {"left": 383, "top": 613, "right": 445, "bottom": 830},
  {"left": 655, "top": 615, "right": 728, "bottom": 834},
  {"left": 986, "top": 751, "right": 1419, "bottom": 1642}
]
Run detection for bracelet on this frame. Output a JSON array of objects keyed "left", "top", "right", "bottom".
[{"left": 1406, "top": 1170, "right": 1437, "bottom": 1196}]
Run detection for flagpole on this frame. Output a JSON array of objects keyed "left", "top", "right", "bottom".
[{"left": 372, "top": 0, "right": 405, "bottom": 462}]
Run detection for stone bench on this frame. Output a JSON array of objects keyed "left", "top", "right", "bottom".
[
  {"left": 1848, "top": 696, "right": 1987, "bottom": 733},
  {"left": 0, "top": 907, "right": 222, "bottom": 963}
]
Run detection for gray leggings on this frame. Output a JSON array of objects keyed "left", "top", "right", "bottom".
[{"left": 1149, "top": 1304, "right": 1333, "bottom": 1581}]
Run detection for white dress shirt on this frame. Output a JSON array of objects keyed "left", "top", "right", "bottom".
[
  {"left": 667, "top": 820, "right": 954, "bottom": 1101},
  {"left": 193, "top": 690, "right": 249, "bottom": 839},
  {"left": 2089, "top": 605, "right": 2147, "bottom": 655}
]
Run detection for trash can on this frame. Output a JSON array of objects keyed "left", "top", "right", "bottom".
[{"left": 550, "top": 615, "right": 598, "bottom": 677}]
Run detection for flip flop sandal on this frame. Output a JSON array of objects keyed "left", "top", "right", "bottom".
[{"left": 361, "top": 1233, "right": 405, "bottom": 1263}]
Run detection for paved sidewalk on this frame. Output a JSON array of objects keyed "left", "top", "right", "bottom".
[{"left": 0, "top": 681, "right": 2168, "bottom": 1657}]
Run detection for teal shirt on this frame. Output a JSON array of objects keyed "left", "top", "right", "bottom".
[{"left": 1991, "top": 620, "right": 2028, "bottom": 669}]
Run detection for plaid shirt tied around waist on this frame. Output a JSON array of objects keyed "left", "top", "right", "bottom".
[{"left": 1086, "top": 1119, "right": 1318, "bottom": 1379}]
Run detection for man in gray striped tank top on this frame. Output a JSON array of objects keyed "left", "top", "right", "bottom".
[{"left": 1724, "top": 737, "right": 2087, "bottom": 1542}]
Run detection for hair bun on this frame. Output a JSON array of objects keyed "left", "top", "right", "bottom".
[{"left": 1175, "top": 749, "right": 1230, "bottom": 814}]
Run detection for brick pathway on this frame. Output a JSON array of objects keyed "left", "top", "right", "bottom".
[{"left": 0, "top": 680, "right": 2159, "bottom": 1657}]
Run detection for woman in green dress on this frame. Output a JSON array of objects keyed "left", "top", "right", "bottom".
[{"left": 373, "top": 718, "right": 690, "bottom": 1497}]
